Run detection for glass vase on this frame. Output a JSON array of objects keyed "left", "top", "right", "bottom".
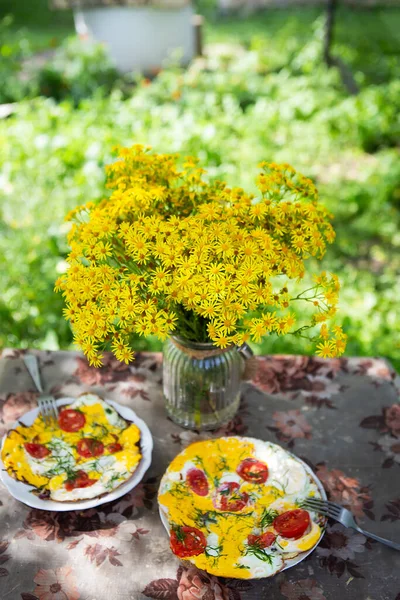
[{"left": 163, "top": 336, "right": 244, "bottom": 430}]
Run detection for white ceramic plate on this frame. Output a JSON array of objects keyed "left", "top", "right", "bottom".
[
  {"left": 158, "top": 448, "right": 327, "bottom": 578},
  {"left": 0, "top": 397, "right": 153, "bottom": 512}
]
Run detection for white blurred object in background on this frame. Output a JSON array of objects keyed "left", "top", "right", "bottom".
[{"left": 73, "top": 5, "right": 195, "bottom": 73}]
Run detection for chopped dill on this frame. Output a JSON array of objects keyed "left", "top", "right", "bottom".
[
  {"left": 216, "top": 456, "right": 229, "bottom": 472},
  {"left": 192, "top": 455, "right": 212, "bottom": 481},
  {"left": 245, "top": 546, "right": 274, "bottom": 564},
  {"left": 260, "top": 508, "right": 279, "bottom": 528},
  {"left": 205, "top": 542, "right": 223, "bottom": 559},
  {"left": 106, "top": 473, "right": 122, "bottom": 490},
  {"left": 194, "top": 509, "right": 219, "bottom": 529},
  {"left": 170, "top": 481, "right": 190, "bottom": 499}
]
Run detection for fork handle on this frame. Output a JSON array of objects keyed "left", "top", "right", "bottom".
[
  {"left": 355, "top": 526, "right": 400, "bottom": 551},
  {"left": 22, "top": 354, "right": 44, "bottom": 393}
]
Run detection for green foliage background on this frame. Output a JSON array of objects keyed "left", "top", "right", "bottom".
[{"left": 0, "top": 3, "right": 399, "bottom": 368}]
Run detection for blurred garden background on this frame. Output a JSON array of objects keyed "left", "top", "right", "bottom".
[{"left": 0, "top": 0, "right": 399, "bottom": 367}]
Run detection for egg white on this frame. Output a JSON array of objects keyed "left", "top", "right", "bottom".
[
  {"left": 237, "top": 550, "right": 284, "bottom": 578},
  {"left": 158, "top": 460, "right": 197, "bottom": 494},
  {"left": 250, "top": 439, "right": 308, "bottom": 496},
  {"left": 24, "top": 437, "right": 74, "bottom": 477},
  {"left": 205, "top": 532, "right": 220, "bottom": 557},
  {"left": 218, "top": 472, "right": 242, "bottom": 486},
  {"left": 71, "top": 394, "right": 126, "bottom": 429}
]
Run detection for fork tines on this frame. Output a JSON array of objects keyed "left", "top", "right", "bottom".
[
  {"left": 39, "top": 396, "right": 58, "bottom": 426},
  {"left": 303, "top": 497, "right": 341, "bottom": 518}
]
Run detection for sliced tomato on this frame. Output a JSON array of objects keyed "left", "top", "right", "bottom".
[
  {"left": 170, "top": 526, "right": 207, "bottom": 558},
  {"left": 213, "top": 481, "right": 249, "bottom": 512},
  {"left": 65, "top": 470, "right": 97, "bottom": 491},
  {"left": 237, "top": 458, "right": 269, "bottom": 484},
  {"left": 58, "top": 409, "right": 86, "bottom": 432},
  {"left": 247, "top": 532, "right": 276, "bottom": 548},
  {"left": 106, "top": 443, "right": 123, "bottom": 454},
  {"left": 24, "top": 443, "right": 50, "bottom": 459},
  {"left": 273, "top": 509, "right": 311, "bottom": 539},
  {"left": 186, "top": 468, "right": 209, "bottom": 496},
  {"left": 76, "top": 438, "right": 104, "bottom": 458}
]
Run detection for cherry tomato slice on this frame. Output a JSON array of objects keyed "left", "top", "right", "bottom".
[
  {"left": 237, "top": 458, "right": 269, "bottom": 484},
  {"left": 24, "top": 443, "right": 50, "bottom": 459},
  {"left": 65, "top": 470, "right": 97, "bottom": 491},
  {"left": 186, "top": 468, "right": 209, "bottom": 496},
  {"left": 170, "top": 526, "right": 207, "bottom": 558},
  {"left": 247, "top": 532, "right": 276, "bottom": 548},
  {"left": 76, "top": 438, "right": 104, "bottom": 458},
  {"left": 106, "top": 443, "right": 123, "bottom": 454},
  {"left": 213, "top": 481, "right": 249, "bottom": 512},
  {"left": 273, "top": 509, "right": 311, "bottom": 539},
  {"left": 58, "top": 409, "right": 86, "bottom": 432}
]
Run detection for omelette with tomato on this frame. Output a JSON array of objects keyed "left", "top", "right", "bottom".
[
  {"left": 1, "top": 393, "right": 142, "bottom": 501},
  {"left": 158, "top": 437, "right": 325, "bottom": 578}
]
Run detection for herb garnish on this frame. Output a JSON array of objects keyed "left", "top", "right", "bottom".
[
  {"left": 245, "top": 545, "right": 274, "bottom": 564},
  {"left": 170, "top": 481, "right": 190, "bottom": 499},
  {"left": 205, "top": 542, "right": 223, "bottom": 558},
  {"left": 106, "top": 472, "right": 123, "bottom": 490},
  {"left": 194, "top": 509, "right": 219, "bottom": 529},
  {"left": 260, "top": 508, "right": 279, "bottom": 528}
]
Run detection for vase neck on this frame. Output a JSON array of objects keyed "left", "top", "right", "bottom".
[{"left": 171, "top": 336, "right": 233, "bottom": 359}]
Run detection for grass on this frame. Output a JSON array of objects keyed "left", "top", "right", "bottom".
[
  {"left": 1, "top": 0, "right": 74, "bottom": 50},
  {"left": 206, "top": 7, "right": 400, "bottom": 46},
  {"left": 206, "top": 7, "right": 323, "bottom": 43},
  {"left": 14, "top": 26, "right": 73, "bottom": 51},
  {"left": 206, "top": 7, "right": 400, "bottom": 86}
]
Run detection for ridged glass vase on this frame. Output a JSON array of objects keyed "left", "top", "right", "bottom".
[{"left": 163, "top": 336, "right": 243, "bottom": 430}]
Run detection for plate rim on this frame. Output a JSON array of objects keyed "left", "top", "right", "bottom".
[
  {"left": 158, "top": 438, "right": 327, "bottom": 579},
  {"left": 0, "top": 396, "right": 153, "bottom": 512}
]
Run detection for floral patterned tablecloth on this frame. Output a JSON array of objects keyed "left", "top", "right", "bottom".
[{"left": 0, "top": 349, "right": 399, "bottom": 600}]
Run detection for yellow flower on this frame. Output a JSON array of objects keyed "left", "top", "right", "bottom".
[
  {"left": 320, "top": 324, "right": 329, "bottom": 340},
  {"left": 89, "top": 354, "right": 104, "bottom": 368},
  {"left": 332, "top": 337, "right": 346, "bottom": 354},
  {"left": 115, "top": 346, "right": 135, "bottom": 364},
  {"left": 333, "top": 325, "right": 345, "bottom": 339},
  {"left": 212, "top": 331, "right": 230, "bottom": 349},
  {"left": 63, "top": 305, "right": 77, "bottom": 321},
  {"left": 58, "top": 146, "right": 344, "bottom": 366},
  {"left": 81, "top": 340, "right": 98, "bottom": 357},
  {"left": 316, "top": 341, "right": 335, "bottom": 358},
  {"left": 93, "top": 241, "right": 113, "bottom": 261},
  {"left": 324, "top": 289, "right": 338, "bottom": 304},
  {"left": 120, "top": 298, "right": 139, "bottom": 320},
  {"left": 54, "top": 277, "right": 65, "bottom": 293},
  {"left": 250, "top": 319, "right": 267, "bottom": 343},
  {"left": 217, "top": 313, "right": 237, "bottom": 335},
  {"left": 274, "top": 313, "right": 296, "bottom": 335},
  {"left": 260, "top": 312, "right": 277, "bottom": 330}
]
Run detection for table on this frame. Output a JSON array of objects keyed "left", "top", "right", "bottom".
[{"left": 0, "top": 349, "right": 399, "bottom": 600}]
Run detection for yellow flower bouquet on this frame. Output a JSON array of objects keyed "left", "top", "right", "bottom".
[{"left": 56, "top": 145, "right": 346, "bottom": 427}]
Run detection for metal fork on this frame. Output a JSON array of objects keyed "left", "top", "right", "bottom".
[
  {"left": 22, "top": 354, "right": 58, "bottom": 426},
  {"left": 303, "top": 497, "right": 400, "bottom": 551}
]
